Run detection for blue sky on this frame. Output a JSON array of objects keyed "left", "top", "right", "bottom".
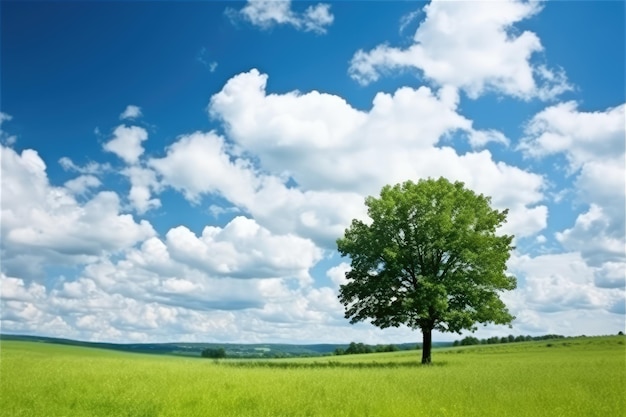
[{"left": 1, "top": 0, "right": 624, "bottom": 344}]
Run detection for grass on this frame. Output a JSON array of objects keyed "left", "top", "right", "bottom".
[{"left": 1, "top": 336, "right": 624, "bottom": 416}]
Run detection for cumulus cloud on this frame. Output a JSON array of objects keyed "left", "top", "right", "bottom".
[
  {"left": 64, "top": 174, "right": 102, "bottom": 195},
  {"left": 18, "top": 213, "right": 323, "bottom": 329},
  {"left": 149, "top": 131, "right": 259, "bottom": 204},
  {"left": 121, "top": 166, "right": 161, "bottom": 214},
  {"left": 503, "top": 251, "right": 624, "bottom": 339},
  {"left": 520, "top": 102, "right": 625, "bottom": 169},
  {"left": 103, "top": 125, "right": 149, "bottom": 165},
  {"left": 506, "top": 253, "right": 624, "bottom": 328},
  {"left": 594, "top": 262, "right": 626, "bottom": 289},
  {"left": 514, "top": 101, "right": 625, "bottom": 334},
  {"left": 326, "top": 262, "right": 350, "bottom": 288},
  {"left": 230, "top": 0, "right": 334, "bottom": 34},
  {"left": 120, "top": 105, "right": 142, "bottom": 120},
  {"left": 556, "top": 205, "right": 624, "bottom": 266},
  {"left": 349, "top": 0, "right": 571, "bottom": 100},
  {"left": 520, "top": 101, "right": 625, "bottom": 267},
  {"left": 0, "top": 209, "right": 346, "bottom": 344},
  {"left": 0, "top": 268, "right": 404, "bottom": 343},
  {"left": 207, "top": 69, "right": 547, "bottom": 241},
  {"left": 165, "top": 216, "right": 322, "bottom": 282},
  {"left": 467, "top": 129, "right": 510, "bottom": 148},
  {"left": 135, "top": 70, "right": 547, "bottom": 254},
  {"left": 1, "top": 267, "right": 416, "bottom": 344},
  {"left": 0, "top": 144, "right": 156, "bottom": 279},
  {"left": 148, "top": 129, "right": 367, "bottom": 248}
]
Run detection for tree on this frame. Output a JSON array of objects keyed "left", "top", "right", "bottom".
[
  {"left": 337, "top": 178, "right": 516, "bottom": 364},
  {"left": 345, "top": 342, "right": 372, "bottom": 355},
  {"left": 201, "top": 347, "right": 226, "bottom": 359},
  {"left": 460, "top": 336, "right": 480, "bottom": 346}
]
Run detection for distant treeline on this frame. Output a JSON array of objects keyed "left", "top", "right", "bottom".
[
  {"left": 453, "top": 334, "right": 566, "bottom": 346},
  {"left": 200, "top": 348, "right": 310, "bottom": 359},
  {"left": 200, "top": 342, "right": 419, "bottom": 359},
  {"left": 199, "top": 341, "right": 432, "bottom": 359},
  {"left": 333, "top": 342, "right": 413, "bottom": 356},
  {"left": 201, "top": 347, "right": 226, "bottom": 359}
]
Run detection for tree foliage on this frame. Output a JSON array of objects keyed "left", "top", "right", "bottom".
[
  {"left": 201, "top": 347, "right": 226, "bottom": 359},
  {"left": 337, "top": 178, "right": 516, "bottom": 364},
  {"left": 345, "top": 342, "right": 372, "bottom": 355}
]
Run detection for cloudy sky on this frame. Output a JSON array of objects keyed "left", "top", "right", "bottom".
[{"left": 1, "top": 0, "right": 624, "bottom": 344}]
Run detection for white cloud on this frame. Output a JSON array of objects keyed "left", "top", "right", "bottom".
[
  {"left": 58, "top": 157, "right": 111, "bottom": 175},
  {"left": 504, "top": 252, "right": 625, "bottom": 337},
  {"left": 520, "top": 102, "right": 625, "bottom": 168},
  {"left": 207, "top": 69, "right": 547, "bottom": 240},
  {"left": 349, "top": 0, "right": 571, "bottom": 100},
  {"left": 523, "top": 118, "right": 623, "bottom": 326},
  {"left": 120, "top": 105, "right": 142, "bottom": 120},
  {"left": 556, "top": 205, "right": 624, "bottom": 266},
  {"left": 2, "top": 264, "right": 413, "bottom": 344},
  {"left": 149, "top": 131, "right": 259, "bottom": 204},
  {"left": 64, "top": 174, "right": 102, "bottom": 195},
  {"left": 1, "top": 274, "right": 47, "bottom": 302},
  {"left": 594, "top": 262, "right": 626, "bottom": 289},
  {"left": 0, "top": 212, "right": 346, "bottom": 344},
  {"left": 103, "top": 125, "right": 149, "bottom": 165},
  {"left": 302, "top": 3, "right": 333, "bottom": 33},
  {"left": 467, "top": 129, "right": 510, "bottom": 148},
  {"left": 165, "top": 216, "right": 322, "bottom": 282},
  {"left": 0, "top": 145, "right": 156, "bottom": 279},
  {"left": 208, "top": 204, "right": 240, "bottom": 218},
  {"left": 232, "top": 0, "right": 334, "bottom": 34},
  {"left": 507, "top": 252, "right": 624, "bottom": 315},
  {"left": 326, "top": 262, "right": 350, "bottom": 288},
  {"left": 148, "top": 129, "right": 367, "bottom": 248},
  {"left": 520, "top": 101, "right": 625, "bottom": 267},
  {"left": 121, "top": 166, "right": 161, "bottom": 214}
]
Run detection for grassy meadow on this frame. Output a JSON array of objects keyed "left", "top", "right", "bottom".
[{"left": 1, "top": 336, "right": 624, "bottom": 417}]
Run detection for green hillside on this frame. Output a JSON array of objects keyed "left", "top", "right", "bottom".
[{"left": 1, "top": 335, "right": 624, "bottom": 416}]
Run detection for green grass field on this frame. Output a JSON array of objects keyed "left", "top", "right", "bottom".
[{"left": 1, "top": 336, "right": 624, "bottom": 417}]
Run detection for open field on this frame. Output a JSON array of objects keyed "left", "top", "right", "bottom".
[{"left": 1, "top": 336, "right": 624, "bottom": 417}]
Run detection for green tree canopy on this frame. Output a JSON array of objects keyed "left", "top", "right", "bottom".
[
  {"left": 337, "top": 177, "right": 516, "bottom": 364},
  {"left": 201, "top": 347, "right": 226, "bottom": 359}
]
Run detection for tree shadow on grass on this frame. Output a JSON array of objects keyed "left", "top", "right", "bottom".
[{"left": 221, "top": 360, "right": 447, "bottom": 369}]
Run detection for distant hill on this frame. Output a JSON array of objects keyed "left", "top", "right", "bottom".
[{"left": 0, "top": 334, "right": 453, "bottom": 358}]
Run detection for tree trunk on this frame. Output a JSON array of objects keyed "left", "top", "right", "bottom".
[{"left": 421, "top": 327, "right": 432, "bottom": 364}]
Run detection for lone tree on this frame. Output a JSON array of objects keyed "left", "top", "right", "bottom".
[{"left": 337, "top": 178, "right": 516, "bottom": 364}]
